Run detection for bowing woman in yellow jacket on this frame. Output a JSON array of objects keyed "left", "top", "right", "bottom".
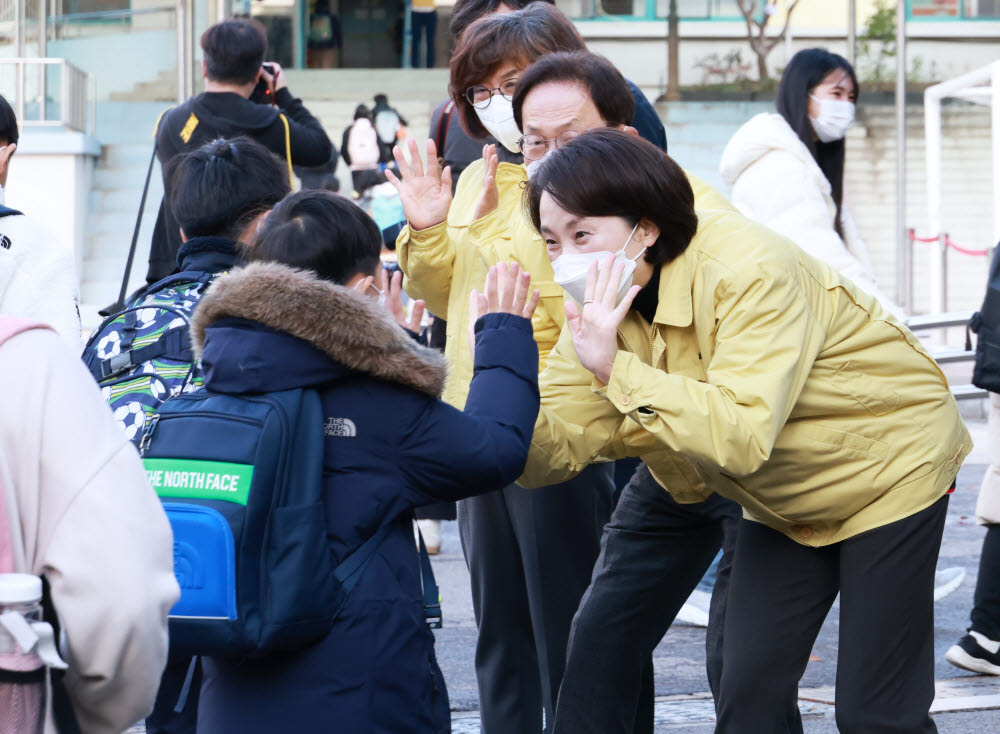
[{"left": 522, "top": 129, "right": 971, "bottom": 734}]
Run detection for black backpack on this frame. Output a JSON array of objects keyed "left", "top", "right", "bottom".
[{"left": 970, "top": 242, "right": 1000, "bottom": 393}]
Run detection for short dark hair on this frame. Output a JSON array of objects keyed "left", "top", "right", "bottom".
[
  {"left": 354, "top": 104, "right": 371, "bottom": 120},
  {"left": 512, "top": 51, "right": 635, "bottom": 132},
  {"left": 449, "top": 3, "right": 586, "bottom": 140},
  {"left": 169, "top": 137, "right": 290, "bottom": 240},
  {"left": 526, "top": 129, "right": 697, "bottom": 267},
  {"left": 251, "top": 190, "right": 382, "bottom": 285},
  {"left": 450, "top": 0, "right": 555, "bottom": 43},
  {"left": 776, "top": 48, "right": 858, "bottom": 239},
  {"left": 373, "top": 93, "right": 388, "bottom": 105},
  {"left": 201, "top": 19, "right": 268, "bottom": 85},
  {"left": 0, "top": 95, "right": 18, "bottom": 148}
]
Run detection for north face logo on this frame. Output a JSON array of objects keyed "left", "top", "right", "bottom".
[
  {"left": 0, "top": 235, "right": 11, "bottom": 250},
  {"left": 324, "top": 417, "right": 357, "bottom": 437}
]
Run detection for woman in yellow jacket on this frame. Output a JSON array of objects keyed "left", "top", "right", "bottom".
[{"left": 521, "top": 129, "right": 971, "bottom": 733}]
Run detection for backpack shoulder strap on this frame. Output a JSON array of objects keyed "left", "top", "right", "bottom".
[
  {"left": 278, "top": 113, "right": 294, "bottom": 189},
  {"left": 434, "top": 100, "right": 455, "bottom": 158},
  {"left": 334, "top": 524, "right": 391, "bottom": 591},
  {"left": 0, "top": 317, "right": 50, "bottom": 345}
]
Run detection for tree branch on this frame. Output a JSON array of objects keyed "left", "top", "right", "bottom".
[{"left": 735, "top": 0, "right": 760, "bottom": 39}]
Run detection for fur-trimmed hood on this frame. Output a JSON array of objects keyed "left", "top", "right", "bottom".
[{"left": 191, "top": 262, "right": 448, "bottom": 397}]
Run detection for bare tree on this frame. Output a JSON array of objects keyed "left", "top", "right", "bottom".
[
  {"left": 666, "top": 0, "right": 680, "bottom": 101},
  {"left": 735, "top": 0, "right": 801, "bottom": 84}
]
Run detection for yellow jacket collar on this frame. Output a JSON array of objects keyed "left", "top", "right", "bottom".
[
  {"left": 496, "top": 160, "right": 526, "bottom": 186},
  {"left": 652, "top": 247, "right": 694, "bottom": 328}
]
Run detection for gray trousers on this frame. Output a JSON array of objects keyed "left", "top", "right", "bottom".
[{"left": 459, "top": 463, "right": 615, "bottom": 734}]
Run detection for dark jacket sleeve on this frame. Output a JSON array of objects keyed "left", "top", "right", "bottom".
[
  {"left": 341, "top": 125, "right": 352, "bottom": 167},
  {"left": 398, "top": 313, "right": 540, "bottom": 503},
  {"left": 256, "top": 87, "right": 333, "bottom": 167},
  {"left": 626, "top": 79, "right": 668, "bottom": 153}
]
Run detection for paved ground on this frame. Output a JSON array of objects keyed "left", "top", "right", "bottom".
[
  {"left": 129, "top": 423, "right": 998, "bottom": 733},
  {"left": 430, "top": 425, "right": 1000, "bottom": 732}
]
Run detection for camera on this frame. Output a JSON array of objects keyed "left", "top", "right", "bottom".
[{"left": 250, "top": 63, "right": 278, "bottom": 105}]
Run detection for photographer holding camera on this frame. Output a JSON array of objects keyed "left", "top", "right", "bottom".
[{"left": 146, "top": 19, "right": 332, "bottom": 284}]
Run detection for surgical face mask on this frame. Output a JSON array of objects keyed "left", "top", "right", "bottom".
[
  {"left": 808, "top": 96, "right": 855, "bottom": 143},
  {"left": 367, "top": 282, "right": 386, "bottom": 307},
  {"left": 474, "top": 94, "right": 523, "bottom": 154},
  {"left": 551, "top": 223, "right": 644, "bottom": 307}
]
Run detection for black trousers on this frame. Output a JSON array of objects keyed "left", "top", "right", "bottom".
[
  {"left": 970, "top": 523, "right": 1000, "bottom": 641},
  {"left": 553, "top": 463, "right": 742, "bottom": 734},
  {"left": 459, "top": 463, "right": 615, "bottom": 734},
  {"left": 717, "top": 494, "right": 949, "bottom": 734}
]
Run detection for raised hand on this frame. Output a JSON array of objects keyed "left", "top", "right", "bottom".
[
  {"left": 468, "top": 262, "right": 541, "bottom": 356},
  {"left": 472, "top": 143, "right": 500, "bottom": 222},
  {"left": 0, "top": 144, "right": 16, "bottom": 189},
  {"left": 381, "top": 267, "right": 426, "bottom": 334},
  {"left": 563, "top": 257, "right": 640, "bottom": 385},
  {"left": 384, "top": 138, "right": 453, "bottom": 231}
]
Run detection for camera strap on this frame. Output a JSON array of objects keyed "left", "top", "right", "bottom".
[
  {"left": 106, "top": 109, "right": 169, "bottom": 315},
  {"left": 278, "top": 113, "right": 294, "bottom": 189}
]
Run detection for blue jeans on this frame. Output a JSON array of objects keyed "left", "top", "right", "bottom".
[{"left": 410, "top": 11, "right": 436, "bottom": 69}]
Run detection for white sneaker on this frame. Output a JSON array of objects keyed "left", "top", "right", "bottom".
[
  {"left": 675, "top": 588, "right": 711, "bottom": 627},
  {"left": 416, "top": 519, "right": 442, "bottom": 555},
  {"left": 934, "top": 567, "right": 965, "bottom": 603}
]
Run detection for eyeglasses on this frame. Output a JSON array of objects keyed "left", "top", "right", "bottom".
[
  {"left": 516, "top": 131, "right": 580, "bottom": 161},
  {"left": 466, "top": 78, "right": 519, "bottom": 109}
]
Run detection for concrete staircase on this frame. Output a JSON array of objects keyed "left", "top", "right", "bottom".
[{"left": 79, "top": 70, "right": 453, "bottom": 329}]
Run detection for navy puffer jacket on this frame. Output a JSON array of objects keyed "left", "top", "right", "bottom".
[{"left": 188, "top": 262, "right": 539, "bottom": 734}]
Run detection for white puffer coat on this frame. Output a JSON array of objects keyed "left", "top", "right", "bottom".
[{"left": 720, "top": 113, "right": 903, "bottom": 318}]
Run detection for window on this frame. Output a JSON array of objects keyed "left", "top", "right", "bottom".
[
  {"left": 909, "top": 0, "right": 1000, "bottom": 19},
  {"left": 559, "top": 0, "right": 746, "bottom": 21}
]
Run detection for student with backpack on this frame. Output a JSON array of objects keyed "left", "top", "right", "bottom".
[
  {"left": 82, "top": 136, "right": 291, "bottom": 734},
  {"left": 341, "top": 104, "right": 386, "bottom": 197},
  {"left": 158, "top": 189, "right": 540, "bottom": 733},
  {"left": 372, "top": 93, "right": 408, "bottom": 164},
  {"left": 84, "top": 137, "right": 290, "bottom": 450},
  {"left": 0, "top": 316, "right": 178, "bottom": 733}
]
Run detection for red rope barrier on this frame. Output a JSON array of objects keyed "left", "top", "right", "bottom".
[
  {"left": 907, "top": 230, "right": 989, "bottom": 256},
  {"left": 945, "top": 235, "right": 989, "bottom": 258}
]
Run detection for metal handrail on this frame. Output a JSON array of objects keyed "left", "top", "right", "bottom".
[
  {"left": 49, "top": 6, "right": 176, "bottom": 23},
  {"left": 953, "top": 385, "right": 988, "bottom": 401},
  {"left": 0, "top": 58, "right": 96, "bottom": 136},
  {"left": 905, "top": 311, "right": 973, "bottom": 331}
]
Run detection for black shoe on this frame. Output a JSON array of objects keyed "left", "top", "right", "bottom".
[{"left": 945, "top": 632, "right": 1000, "bottom": 675}]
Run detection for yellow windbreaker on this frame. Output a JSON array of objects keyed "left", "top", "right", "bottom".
[
  {"left": 520, "top": 207, "right": 972, "bottom": 546},
  {"left": 396, "top": 158, "right": 731, "bottom": 409}
]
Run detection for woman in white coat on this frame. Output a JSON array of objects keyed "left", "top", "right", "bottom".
[{"left": 720, "top": 48, "right": 902, "bottom": 317}]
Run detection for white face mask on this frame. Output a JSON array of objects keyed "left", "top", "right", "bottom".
[
  {"left": 551, "top": 223, "right": 644, "bottom": 307},
  {"left": 474, "top": 95, "right": 523, "bottom": 154},
  {"left": 808, "top": 96, "right": 855, "bottom": 143}
]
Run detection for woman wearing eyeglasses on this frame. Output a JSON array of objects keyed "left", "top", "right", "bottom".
[{"left": 387, "top": 7, "right": 669, "bottom": 733}]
